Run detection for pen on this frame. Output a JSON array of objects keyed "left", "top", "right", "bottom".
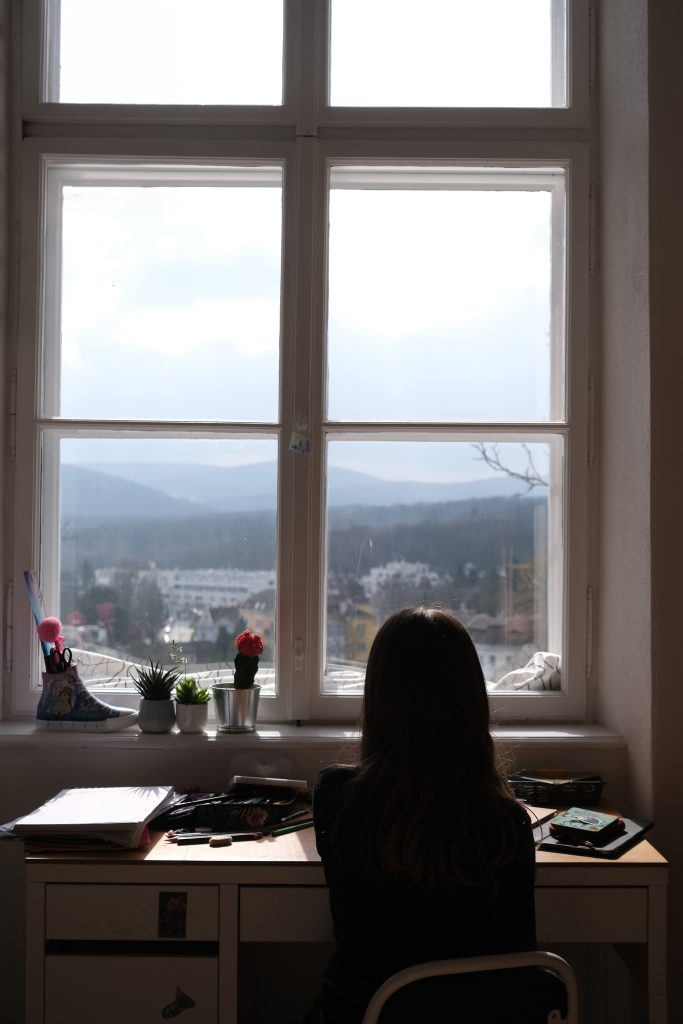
[
  {"left": 270, "top": 819, "right": 314, "bottom": 837},
  {"left": 166, "top": 831, "right": 220, "bottom": 841}
]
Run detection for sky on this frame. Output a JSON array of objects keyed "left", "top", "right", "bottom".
[{"left": 54, "top": 1, "right": 560, "bottom": 486}]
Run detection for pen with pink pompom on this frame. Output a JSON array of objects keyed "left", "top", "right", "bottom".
[{"left": 23, "top": 570, "right": 61, "bottom": 672}]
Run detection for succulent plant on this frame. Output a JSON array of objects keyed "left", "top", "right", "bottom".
[
  {"left": 129, "top": 660, "right": 180, "bottom": 701},
  {"left": 175, "top": 676, "right": 211, "bottom": 705}
]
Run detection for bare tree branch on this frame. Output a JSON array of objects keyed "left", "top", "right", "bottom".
[{"left": 471, "top": 442, "right": 548, "bottom": 493}]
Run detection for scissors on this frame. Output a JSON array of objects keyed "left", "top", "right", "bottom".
[{"left": 48, "top": 645, "right": 73, "bottom": 673}]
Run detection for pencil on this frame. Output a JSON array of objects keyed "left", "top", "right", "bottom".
[
  {"left": 270, "top": 819, "right": 314, "bottom": 837},
  {"left": 280, "top": 807, "right": 313, "bottom": 824}
]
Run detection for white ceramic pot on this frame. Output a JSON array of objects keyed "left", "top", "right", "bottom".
[
  {"left": 138, "top": 698, "right": 176, "bottom": 734},
  {"left": 175, "top": 702, "right": 209, "bottom": 734}
]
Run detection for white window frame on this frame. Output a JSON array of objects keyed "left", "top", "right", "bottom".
[
  {"left": 297, "top": 143, "right": 590, "bottom": 722},
  {"left": 7, "top": 1, "right": 593, "bottom": 723},
  {"left": 22, "top": 2, "right": 588, "bottom": 130}
]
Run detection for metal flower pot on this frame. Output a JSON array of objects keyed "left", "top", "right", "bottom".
[{"left": 213, "top": 684, "right": 260, "bottom": 733}]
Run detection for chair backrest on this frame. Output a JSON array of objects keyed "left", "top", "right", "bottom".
[{"left": 361, "top": 950, "right": 578, "bottom": 1024}]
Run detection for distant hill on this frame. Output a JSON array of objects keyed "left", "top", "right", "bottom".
[
  {"left": 61, "top": 465, "right": 209, "bottom": 521},
  {"left": 67, "top": 460, "right": 529, "bottom": 519},
  {"left": 59, "top": 494, "right": 543, "bottom": 574}
]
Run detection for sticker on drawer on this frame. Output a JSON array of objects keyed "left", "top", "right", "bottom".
[{"left": 158, "top": 892, "right": 188, "bottom": 939}]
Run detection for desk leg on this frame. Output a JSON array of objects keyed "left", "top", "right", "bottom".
[
  {"left": 26, "top": 882, "right": 45, "bottom": 1024},
  {"left": 648, "top": 884, "right": 667, "bottom": 1024},
  {"left": 219, "top": 884, "right": 239, "bottom": 1024}
]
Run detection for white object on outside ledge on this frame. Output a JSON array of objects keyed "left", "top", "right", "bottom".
[{"left": 489, "top": 652, "right": 561, "bottom": 692}]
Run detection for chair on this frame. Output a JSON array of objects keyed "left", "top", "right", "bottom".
[{"left": 361, "top": 950, "right": 578, "bottom": 1024}]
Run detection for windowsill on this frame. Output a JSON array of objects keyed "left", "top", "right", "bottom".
[{"left": 0, "top": 720, "right": 625, "bottom": 749}]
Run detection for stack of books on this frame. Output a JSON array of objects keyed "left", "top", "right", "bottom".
[{"left": 5, "top": 785, "right": 176, "bottom": 849}]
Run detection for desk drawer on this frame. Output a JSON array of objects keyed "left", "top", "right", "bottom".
[
  {"left": 46, "top": 884, "right": 219, "bottom": 941},
  {"left": 240, "top": 887, "right": 333, "bottom": 942},
  {"left": 45, "top": 954, "right": 217, "bottom": 1024},
  {"left": 240, "top": 886, "right": 648, "bottom": 944},
  {"left": 536, "top": 887, "right": 647, "bottom": 942}
]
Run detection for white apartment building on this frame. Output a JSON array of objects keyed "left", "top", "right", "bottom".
[
  {"left": 360, "top": 561, "right": 441, "bottom": 598},
  {"left": 95, "top": 566, "right": 276, "bottom": 621}
]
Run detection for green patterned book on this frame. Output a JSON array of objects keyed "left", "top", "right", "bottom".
[{"left": 548, "top": 807, "right": 624, "bottom": 843}]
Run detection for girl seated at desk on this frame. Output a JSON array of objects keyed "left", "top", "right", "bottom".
[{"left": 304, "top": 606, "right": 564, "bottom": 1024}]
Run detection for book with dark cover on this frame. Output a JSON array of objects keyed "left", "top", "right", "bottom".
[{"left": 537, "top": 815, "right": 653, "bottom": 858}]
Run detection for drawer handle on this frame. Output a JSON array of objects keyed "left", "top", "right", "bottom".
[{"left": 162, "top": 986, "right": 196, "bottom": 1019}]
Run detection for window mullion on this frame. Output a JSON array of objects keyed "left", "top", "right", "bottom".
[
  {"left": 293, "top": 0, "right": 322, "bottom": 138},
  {"left": 284, "top": 138, "right": 327, "bottom": 720}
]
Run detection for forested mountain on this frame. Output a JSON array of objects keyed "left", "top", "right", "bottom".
[{"left": 60, "top": 494, "right": 544, "bottom": 578}]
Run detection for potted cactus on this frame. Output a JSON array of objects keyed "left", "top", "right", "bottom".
[
  {"left": 174, "top": 676, "right": 211, "bottom": 734},
  {"left": 129, "top": 659, "right": 180, "bottom": 733},
  {"left": 213, "top": 631, "right": 264, "bottom": 733}
]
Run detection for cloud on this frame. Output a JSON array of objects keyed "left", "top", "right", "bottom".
[{"left": 327, "top": 189, "right": 551, "bottom": 341}]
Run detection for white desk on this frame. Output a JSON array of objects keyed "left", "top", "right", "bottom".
[{"left": 25, "top": 829, "right": 668, "bottom": 1024}]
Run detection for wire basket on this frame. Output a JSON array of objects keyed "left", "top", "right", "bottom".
[{"left": 508, "top": 770, "right": 605, "bottom": 807}]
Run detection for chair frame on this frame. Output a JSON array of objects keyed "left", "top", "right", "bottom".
[{"left": 361, "top": 950, "right": 578, "bottom": 1024}]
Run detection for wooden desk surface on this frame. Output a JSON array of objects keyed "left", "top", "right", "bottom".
[{"left": 25, "top": 825, "right": 668, "bottom": 870}]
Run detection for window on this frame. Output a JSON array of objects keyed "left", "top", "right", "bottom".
[
  {"left": 11, "top": 1, "right": 591, "bottom": 722},
  {"left": 43, "top": 0, "right": 285, "bottom": 105}
]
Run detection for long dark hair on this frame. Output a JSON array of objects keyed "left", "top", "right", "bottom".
[{"left": 332, "top": 606, "right": 521, "bottom": 890}]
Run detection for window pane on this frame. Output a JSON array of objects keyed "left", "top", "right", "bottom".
[
  {"left": 56, "top": 1, "right": 284, "bottom": 105},
  {"left": 324, "top": 440, "right": 560, "bottom": 695},
  {"left": 55, "top": 176, "right": 281, "bottom": 422},
  {"left": 327, "top": 171, "right": 563, "bottom": 423},
  {"left": 52, "top": 438, "right": 277, "bottom": 694},
  {"left": 330, "top": 0, "right": 564, "bottom": 108}
]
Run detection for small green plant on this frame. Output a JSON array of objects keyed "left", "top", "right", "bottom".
[
  {"left": 129, "top": 660, "right": 180, "bottom": 701},
  {"left": 175, "top": 676, "right": 211, "bottom": 705}
]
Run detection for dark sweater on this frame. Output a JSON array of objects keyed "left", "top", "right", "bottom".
[{"left": 304, "top": 763, "right": 560, "bottom": 1024}]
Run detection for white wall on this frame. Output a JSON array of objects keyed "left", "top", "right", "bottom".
[
  {"left": 647, "top": 3, "right": 683, "bottom": 1022},
  {"left": 598, "top": 3, "right": 683, "bottom": 1022},
  {"left": 596, "top": 4, "right": 652, "bottom": 808},
  {"left": 0, "top": 0, "right": 9, "bottom": 702}
]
